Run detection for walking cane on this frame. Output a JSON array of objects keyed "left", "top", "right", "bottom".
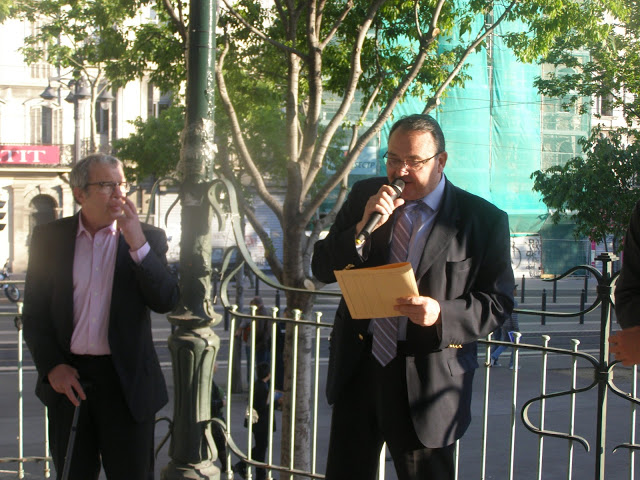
[{"left": 61, "top": 395, "right": 83, "bottom": 480}]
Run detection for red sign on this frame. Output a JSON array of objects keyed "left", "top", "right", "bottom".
[{"left": 0, "top": 145, "right": 60, "bottom": 165}]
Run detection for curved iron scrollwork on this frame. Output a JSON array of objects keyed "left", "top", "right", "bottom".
[
  {"left": 516, "top": 264, "right": 608, "bottom": 318},
  {"left": 512, "top": 255, "right": 639, "bottom": 474},
  {"left": 519, "top": 346, "right": 599, "bottom": 453},
  {"left": 207, "top": 177, "right": 342, "bottom": 301}
]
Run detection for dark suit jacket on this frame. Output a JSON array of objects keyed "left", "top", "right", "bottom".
[
  {"left": 312, "top": 176, "right": 514, "bottom": 448},
  {"left": 616, "top": 200, "right": 640, "bottom": 328},
  {"left": 22, "top": 214, "right": 179, "bottom": 423}
]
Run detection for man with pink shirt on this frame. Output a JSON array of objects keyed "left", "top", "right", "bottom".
[{"left": 23, "top": 154, "right": 179, "bottom": 479}]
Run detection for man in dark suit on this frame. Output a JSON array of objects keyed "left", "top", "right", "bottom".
[
  {"left": 312, "top": 114, "right": 514, "bottom": 480},
  {"left": 612, "top": 200, "right": 640, "bottom": 365},
  {"left": 22, "top": 153, "right": 179, "bottom": 479}
]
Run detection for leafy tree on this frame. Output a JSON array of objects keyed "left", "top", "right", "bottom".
[
  {"left": 0, "top": 0, "right": 12, "bottom": 21},
  {"left": 531, "top": 127, "right": 640, "bottom": 253},
  {"left": 113, "top": 104, "right": 185, "bottom": 184},
  {"left": 8, "top": 0, "right": 145, "bottom": 153},
  {"left": 8, "top": 0, "right": 624, "bottom": 473},
  {"left": 209, "top": 0, "right": 617, "bottom": 470},
  {"left": 532, "top": 0, "right": 640, "bottom": 254},
  {"left": 534, "top": 0, "right": 638, "bottom": 126}
]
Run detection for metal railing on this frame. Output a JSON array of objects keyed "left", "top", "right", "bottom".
[
  {"left": 217, "top": 253, "right": 639, "bottom": 480},
  {"left": 2, "top": 252, "right": 640, "bottom": 479},
  {"left": 0, "top": 295, "right": 53, "bottom": 479}
]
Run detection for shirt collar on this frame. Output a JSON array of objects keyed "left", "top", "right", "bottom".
[{"left": 77, "top": 212, "right": 118, "bottom": 238}]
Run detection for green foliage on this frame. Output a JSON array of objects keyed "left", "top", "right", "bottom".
[
  {"left": 112, "top": 105, "right": 185, "bottom": 184},
  {"left": 534, "top": 0, "right": 639, "bottom": 125},
  {"left": 0, "top": 0, "right": 13, "bottom": 22},
  {"left": 531, "top": 127, "right": 640, "bottom": 251},
  {"left": 14, "top": 0, "right": 140, "bottom": 71},
  {"left": 105, "top": 10, "right": 187, "bottom": 93},
  {"left": 7, "top": 0, "right": 627, "bottom": 269}
]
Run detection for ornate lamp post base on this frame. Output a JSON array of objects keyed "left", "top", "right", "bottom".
[{"left": 161, "top": 310, "right": 221, "bottom": 480}]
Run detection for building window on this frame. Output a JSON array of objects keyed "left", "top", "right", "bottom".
[
  {"left": 95, "top": 103, "right": 109, "bottom": 134},
  {"left": 147, "top": 83, "right": 171, "bottom": 117},
  {"left": 28, "top": 22, "right": 51, "bottom": 79},
  {"left": 53, "top": 108, "right": 63, "bottom": 144},
  {"left": 31, "top": 106, "right": 57, "bottom": 144},
  {"left": 30, "top": 107, "right": 42, "bottom": 144},
  {"left": 42, "top": 106, "right": 52, "bottom": 144},
  {"left": 600, "top": 93, "right": 614, "bottom": 116}
]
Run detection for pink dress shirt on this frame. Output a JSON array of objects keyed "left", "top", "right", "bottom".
[{"left": 70, "top": 215, "right": 149, "bottom": 355}]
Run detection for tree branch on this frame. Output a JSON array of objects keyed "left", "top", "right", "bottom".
[
  {"left": 300, "top": 0, "right": 386, "bottom": 200},
  {"left": 215, "top": 33, "right": 284, "bottom": 224},
  {"left": 318, "top": 0, "right": 354, "bottom": 50},
  {"left": 220, "top": 0, "right": 308, "bottom": 60},
  {"left": 423, "top": 0, "right": 517, "bottom": 114},
  {"left": 160, "top": 0, "right": 187, "bottom": 43},
  {"left": 305, "top": 1, "right": 450, "bottom": 217}
]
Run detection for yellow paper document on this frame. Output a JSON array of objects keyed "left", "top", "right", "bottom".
[{"left": 334, "top": 262, "right": 419, "bottom": 319}]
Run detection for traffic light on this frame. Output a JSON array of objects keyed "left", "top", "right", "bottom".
[{"left": 0, "top": 200, "right": 6, "bottom": 231}]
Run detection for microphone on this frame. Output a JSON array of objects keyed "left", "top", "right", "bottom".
[{"left": 355, "top": 178, "right": 405, "bottom": 245}]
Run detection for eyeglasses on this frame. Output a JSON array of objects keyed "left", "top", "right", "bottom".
[
  {"left": 85, "top": 181, "right": 130, "bottom": 194},
  {"left": 384, "top": 152, "right": 442, "bottom": 171}
]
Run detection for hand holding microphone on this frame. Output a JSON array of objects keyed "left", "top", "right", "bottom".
[{"left": 355, "top": 178, "right": 405, "bottom": 245}]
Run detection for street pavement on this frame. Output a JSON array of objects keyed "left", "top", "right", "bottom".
[{"left": 0, "top": 273, "right": 638, "bottom": 479}]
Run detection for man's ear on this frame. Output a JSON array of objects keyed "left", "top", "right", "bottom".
[
  {"left": 437, "top": 152, "right": 448, "bottom": 173},
  {"left": 72, "top": 187, "right": 85, "bottom": 205}
]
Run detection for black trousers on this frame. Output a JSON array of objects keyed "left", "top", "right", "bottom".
[
  {"left": 325, "top": 351, "right": 455, "bottom": 480},
  {"left": 47, "top": 355, "right": 155, "bottom": 480}
]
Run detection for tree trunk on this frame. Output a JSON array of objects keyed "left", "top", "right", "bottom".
[{"left": 279, "top": 292, "right": 314, "bottom": 480}]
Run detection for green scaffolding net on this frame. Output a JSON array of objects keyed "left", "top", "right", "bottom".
[{"left": 376, "top": 8, "right": 591, "bottom": 275}]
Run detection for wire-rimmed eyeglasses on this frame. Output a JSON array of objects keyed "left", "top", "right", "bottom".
[
  {"left": 85, "top": 181, "right": 130, "bottom": 194},
  {"left": 384, "top": 152, "right": 442, "bottom": 171}
]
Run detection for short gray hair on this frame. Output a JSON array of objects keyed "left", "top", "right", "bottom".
[
  {"left": 388, "top": 114, "right": 446, "bottom": 153},
  {"left": 70, "top": 154, "right": 123, "bottom": 190}
]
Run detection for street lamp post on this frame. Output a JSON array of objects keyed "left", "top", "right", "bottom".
[
  {"left": 65, "top": 79, "right": 90, "bottom": 164},
  {"left": 162, "top": 0, "right": 220, "bottom": 477},
  {"left": 40, "top": 77, "right": 91, "bottom": 165}
]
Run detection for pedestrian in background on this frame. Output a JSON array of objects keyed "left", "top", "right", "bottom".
[
  {"left": 490, "top": 285, "right": 520, "bottom": 369},
  {"left": 234, "top": 362, "right": 274, "bottom": 480},
  {"left": 250, "top": 296, "right": 271, "bottom": 366},
  {"left": 22, "top": 154, "right": 179, "bottom": 479},
  {"left": 236, "top": 296, "right": 272, "bottom": 387}
]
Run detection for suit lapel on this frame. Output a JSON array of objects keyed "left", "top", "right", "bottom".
[
  {"left": 61, "top": 215, "right": 79, "bottom": 293},
  {"left": 55, "top": 215, "right": 79, "bottom": 345},
  {"left": 111, "top": 235, "right": 131, "bottom": 311},
  {"left": 415, "top": 181, "right": 460, "bottom": 279}
]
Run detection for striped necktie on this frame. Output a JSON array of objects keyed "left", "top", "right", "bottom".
[{"left": 371, "top": 202, "right": 418, "bottom": 366}]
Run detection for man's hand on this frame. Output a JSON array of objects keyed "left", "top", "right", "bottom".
[
  {"left": 116, "top": 196, "right": 146, "bottom": 251},
  {"left": 47, "top": 364, "right": 87, "bottom": 406},
  {"left": 609, "top": 325, "right": 640, "bottom": 366},
  {"left": 394, "top": 296, "right": 441, "bottom": 326},
  {"left": 355, "top": 184, "right": 406, "bottom": 236}
]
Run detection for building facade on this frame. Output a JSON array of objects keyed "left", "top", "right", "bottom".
[{"left": 0, "top": 13, "right": 166, "bottom": 272}]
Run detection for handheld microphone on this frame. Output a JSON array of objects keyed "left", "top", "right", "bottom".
[{"left": 355, "top": 178, "right": 405, "bottom": 245}]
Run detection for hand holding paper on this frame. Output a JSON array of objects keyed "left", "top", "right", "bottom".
[
  {"left": 334, "top": 262, "right": 419, "bottom": 319},
  {"left": 394, "top": 295, "right": 441, "bottom": 327}
]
